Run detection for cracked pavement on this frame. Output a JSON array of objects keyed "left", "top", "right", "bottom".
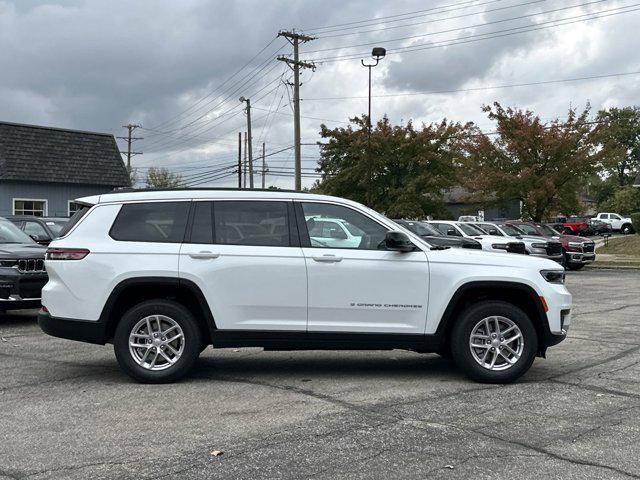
[{"left": 1, "top": 269, "right": 639, "bottom": 479}]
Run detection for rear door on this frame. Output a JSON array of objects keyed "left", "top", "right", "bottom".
[
  {"left": 179, "top": 200, "right": 307, "bottom": 331},
  {"left": 297, "top": 201, "right": 429, "bottom": 334}
]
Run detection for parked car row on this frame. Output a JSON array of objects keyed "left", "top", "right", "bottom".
[{"left": 402, "top": 217, "right": 596, "bottom": 270}]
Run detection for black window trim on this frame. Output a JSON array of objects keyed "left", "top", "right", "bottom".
[{"left": 294, "top": 200, "right": 393, "bottom": 251}]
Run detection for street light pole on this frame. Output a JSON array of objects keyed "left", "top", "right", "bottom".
[{"left": 360, "top": 47, "right": 386, "bottom": 133}]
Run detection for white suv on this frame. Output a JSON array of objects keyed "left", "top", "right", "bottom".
[{"left": 39, "top": 190, "right": 572, "bottom": 384}]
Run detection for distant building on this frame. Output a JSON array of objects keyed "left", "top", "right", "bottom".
[
  {"left": 0, "top": 121, "right": 130, "bottom": 217},
  {"left": 442, "top": 187, "right": 521, "bottom": 221},
  {"left": 634, "top": 172, "right": 640, "bottom": 188}
]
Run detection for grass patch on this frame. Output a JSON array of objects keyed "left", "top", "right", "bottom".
[{"left": 598, "top": 235, "right": 640, "bottom": 256}]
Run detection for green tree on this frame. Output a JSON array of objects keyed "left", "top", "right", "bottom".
[
  {"left": 461, "top": 103, "right": 601, "bottom": 221},
  {"left": 599, "top": 185, "right": 640, "bottom": 215},
  {"left": 595, "top": 106, "right": 640, "bottom": 186},
  {"left": 145, "top": 167, "right": 184, "bottom": 188},
  {"left": 315, "top": 116, "right": 469, "bottom": 218}
]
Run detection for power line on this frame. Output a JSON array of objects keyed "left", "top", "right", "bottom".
[
  {"left": 303, "top": 70, "right": 640, "bottom": 101},
  {"left": 302, "top": 0, "right": 600, "bottom": 53},
  {"left": 149, "top": 36, "right": 284, "bottom": 131},
  {"left": 304, "top": 0, "right": 506, "bottom": 34},
  {"left": 306, "top": 4, "right": 640, "bottom": 63}
]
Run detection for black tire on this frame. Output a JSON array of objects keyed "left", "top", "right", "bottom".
[
  {"left": 621, "top": 224, "right": 634, "bottom": 235},
  {"left": 566, "top": 263, "right": 585, "bottom": 271},
  {"left": 114, "top": 299, "right": 202, "bottom": 383},
  {"left": 450, "top": 301, "right": 538, "bottom": 383}
]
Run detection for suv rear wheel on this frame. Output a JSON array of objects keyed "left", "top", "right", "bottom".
[
  {"left": 450, "top": 301, "right": 537, "bottom": 383},
  {"left": 114, "top": 300, "right": 202, "bottom": 383}
]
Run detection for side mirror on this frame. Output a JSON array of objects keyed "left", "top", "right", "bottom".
[
  {"left": 446, "top": 228, "right": 457, "bottom": 236},
  {"left": 30, "top": 234, "right": 50, "bottom": 245},
  {"left": 488, "top": 229, "right": 499, "bottom": 235},
  {"left": 384, "top": 231, "right": 414, "bottom": 252}
]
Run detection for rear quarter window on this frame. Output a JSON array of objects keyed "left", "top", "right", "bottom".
[
  {"left": 58, "top": 206, "right": 90, "bottom": 237},
  {"left": 110, "top": 202, "right": 190, "bottom": 243}
]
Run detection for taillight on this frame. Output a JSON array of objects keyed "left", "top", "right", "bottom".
[{"left": 46, "top": 248, "right": 90, "bottom": 260}]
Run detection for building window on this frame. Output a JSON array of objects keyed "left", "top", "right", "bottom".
[
  {"left": 68, "top": 201, "right": 83, "bottom": 217},
  {"left": 13, "top": 199, "right": 47, "bottom": 216}
]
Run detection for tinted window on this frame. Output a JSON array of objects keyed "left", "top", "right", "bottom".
[
  {"left": 214, "top": 201, "right": 289, "bottom": 247},
  {"left": 518, "top": 224, "right": 541, "bottom": 235},
  {"left": 301, "top": 202, "right": 388, "bottom": 250},
  {"left": 110, "top": 202, "right": 189, "bottom": 243},
  {"left": 190, "top": 201, "right": 214, "bottom": 244}
]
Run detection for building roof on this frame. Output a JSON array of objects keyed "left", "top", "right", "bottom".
[{"left": 0, "top": 121, "right": 130, "bottom": 187}]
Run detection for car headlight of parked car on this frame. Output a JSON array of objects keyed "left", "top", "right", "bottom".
[
  {"left": 568, "top": 242, "right": 582, "bottom": 248},
  {"left": 540, "top": 269, "right": 566, "bottom": 284},
  {"left": 491, "top": 244, "right": 509, "bottom": 250}
]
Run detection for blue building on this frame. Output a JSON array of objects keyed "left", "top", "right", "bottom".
[{"left": 0, "top": 121, "right": 130, "bottom": 217}]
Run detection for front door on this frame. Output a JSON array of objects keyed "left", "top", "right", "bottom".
[
  {"left": 297, "top": 201, "right": 429, "bottom": 334},
  {"left": 179, "top": 200, "right": 307, "bottom": 331}
]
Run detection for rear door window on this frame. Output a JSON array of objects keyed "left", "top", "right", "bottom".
[
  {"left": 213, "top": 201, "right": 290, "bottom": 247},
  {"left": 110, "top": 202, "right": 190, "bottom": 243}
]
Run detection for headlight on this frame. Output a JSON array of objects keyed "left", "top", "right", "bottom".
[
  {"left": 0, "top": 259, "right": 18, "bottom": 268},
  {"left": 531, "top": 243, "right": 547, "bottom": 248},
  {"left": 568, "top": 242, "right": 582, "bottom": 248},
  {"left": 491, "top": 244, "right": 508, "bottom": 250},
  {"left": 540, "top": 269, "right": 565, "bottom": 284}
]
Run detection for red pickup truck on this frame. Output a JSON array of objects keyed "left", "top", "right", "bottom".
[
  {"left": 506, "top": 221, "right": 596, "bottom": 270},
  {"left": 548, "top": 216, "right": 590, "bottom": 236}
]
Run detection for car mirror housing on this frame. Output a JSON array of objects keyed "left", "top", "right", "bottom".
[{"left": 384, "top": 231, "right": 414, "bottom": 252}]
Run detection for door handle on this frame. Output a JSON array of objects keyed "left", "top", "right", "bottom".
[
  {"left": 188, "top": 251, "right": 220, "bottom": 259},
  {"left": 312, "top": 255, "right": 342, "bottom": 263}
]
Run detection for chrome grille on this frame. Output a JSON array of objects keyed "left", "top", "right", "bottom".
[{"left": 16, "top": 259, "right": 45, "bottom": 273}]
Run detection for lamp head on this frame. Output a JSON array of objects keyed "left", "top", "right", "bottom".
[{"left": 371, "top": 47, "right": 386, "bottom": 60}]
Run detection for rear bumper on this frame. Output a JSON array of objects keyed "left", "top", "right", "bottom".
[{"left": 38, "top": 310, "right": 106, "bottom": 345}]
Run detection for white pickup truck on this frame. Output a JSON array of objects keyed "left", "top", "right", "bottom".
[{"left": 595, "top": 213, "right": 635, "bottom": 234}]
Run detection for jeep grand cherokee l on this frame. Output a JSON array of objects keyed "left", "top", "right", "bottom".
[{"left": 38, "top": 190, "right": 572, "bottom": 384}]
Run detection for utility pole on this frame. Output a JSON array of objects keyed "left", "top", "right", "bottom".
[
  {"left": 237, "top": 132, "right": 242, "bottom": 189},
  {"left": 261, "top": 142, "right": 266, "bottom": 189},
  {"left": 277, "top": 30, "right": 316, "bottom": 191},
  {"left": 117, "top": 123, "right": 142, "bottom": 169},
  {"left": 240, "top": 97, "right": 254, "bottom": 188},
  {"left": 243, "top": 132, "right": 247, "bottom": 188}
]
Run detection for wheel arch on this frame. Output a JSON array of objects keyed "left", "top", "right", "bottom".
[
  {"left": 435, "top": 281, "right": 550, "bottom": 356},
  {"left": 100, "top": 277, "right": 216, "bottom": 344}
]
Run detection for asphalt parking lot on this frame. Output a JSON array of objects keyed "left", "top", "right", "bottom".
[{"left": 1, "top": 269, "right": 640, "bottom": 480}]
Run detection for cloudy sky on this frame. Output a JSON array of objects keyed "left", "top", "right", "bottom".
[{"left": 1, "top": 0, "right": 639, "bottom": 188}]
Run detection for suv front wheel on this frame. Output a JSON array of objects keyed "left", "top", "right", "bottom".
[
  {"left": 450, "top": 301, "right": 537, "bottom": 383},
  {"left": 114, "top": 300, "right": 202, "bottom": 383}
]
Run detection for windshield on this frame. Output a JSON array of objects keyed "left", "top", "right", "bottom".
[
  {"left": 399, "top": 221, "right": 439, "bottom": 236},
  {"left": 0, "top": 219, "right": 35, "bottom": 244},
  {"left": 497, "top": 223, "right": 524, "bottom": 236},
  {"left": 540, "top": 224, "right": 560, "bottom": 236},
  {"left": 456, "top": 223, "right": 485, "bottom": 236},
  {"left": 45, "top": 221, "right": 67, "bottom": 235}
]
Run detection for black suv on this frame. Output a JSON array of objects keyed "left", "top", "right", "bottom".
[
  {"left": 394, "top": 219, "right": 482, "bottom": 250},
  {"left": 6, "top": 216, "right": 68, "bottom": 246},
  {"left": 0, "top": 218, "right": 47, "bottom": 311}
]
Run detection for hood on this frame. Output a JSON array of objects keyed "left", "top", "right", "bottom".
[
  {"left": 429, "top": 243, "right": 562, "bottom": 270},
  {"left": 0, "top": 243, "right": 46, "bottom": 259},
  {"left": 560, "top": 233, "right": 592, "bottom": 243},
  {"left": 420, "top": 235, "right": 479, "bottom": 248},
  {"left": 475, "top": 235, "right": 521, "bottom": 243}
]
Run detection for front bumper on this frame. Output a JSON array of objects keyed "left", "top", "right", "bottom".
[
  {"left": 38, "top": 310, "right": 107, "bottom": 345},
  {"left": 530, "top": 251, "right": 564, "bottom": 263},
  {"left": 566, "top": 251, "right": 596, "bottom": 265},
  {"left": 0, "top": 269, "right": 47, "bottom": 310}
]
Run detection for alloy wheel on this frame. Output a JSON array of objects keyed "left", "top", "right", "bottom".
[
  {"left": 128, "top": 315, "right": 185, "bottom": 371},
  {"left": 469, "top": 316, "right": 524, "bottom": 371}
]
